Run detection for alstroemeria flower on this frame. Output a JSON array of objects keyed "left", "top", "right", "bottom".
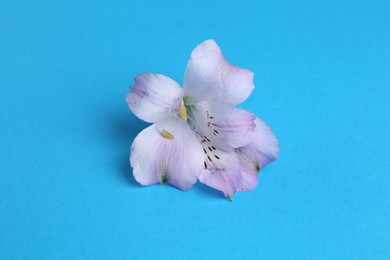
[{"left": 126, "top": 39, "right": 279, "bottom": 198}]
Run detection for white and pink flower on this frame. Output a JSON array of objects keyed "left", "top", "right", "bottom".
[{"left": 126, "top": 40, "right": 279, "bottom": 199}]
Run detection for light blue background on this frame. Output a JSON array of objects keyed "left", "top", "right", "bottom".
[{"left": 1, "top": 0, "right": 389, "bottom": 259}]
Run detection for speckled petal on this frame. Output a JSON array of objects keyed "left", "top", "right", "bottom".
[{"left": 187, "top": 101, "right": 257, "bottom": 152}]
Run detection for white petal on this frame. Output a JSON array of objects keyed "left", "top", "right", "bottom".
[
  {"left": 130, "top": 118, "right": 204, "bottom": 191},
  {"left": 126, "top": 73, "right": 184, "bottom": 123},
  {"left": 188, "top": 101, "right": 257, "bottom": 151},
  {"left": 184, "top": 39, "right": 254, "bottom": 105},
  {"left": 236, "top": 117, "right": 279, "bottom": 172}
]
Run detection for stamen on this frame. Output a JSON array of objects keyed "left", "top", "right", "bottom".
[
  {"left": 161, "top": 129, "right": 174, "bottom": 140},
  {"left": 214, "top": 155, "right": 220, "bottom": 160},
  {"left": 179, "top": 105, "right": 188, "bottom": 121},
  {"left": 204, "top": 162, "right": 207, "bottom": 169}
]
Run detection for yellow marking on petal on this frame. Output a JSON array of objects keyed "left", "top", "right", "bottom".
[
  {"left": 228, "top": 195, "right": 234, "bottom": 202},
  {"left": 256, "top": 164, "right": 261, "bottom": 173},
  {"left": 179, "top": 105, "right": 188, "bottom": 121},
  {"left": 161, "top": 129, "right": 174, "bottom": 140}
]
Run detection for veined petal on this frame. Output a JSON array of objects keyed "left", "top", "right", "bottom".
[
  {"left": 130, "top": 118, "right": 204, "bottom": 190},
  {"left": 199, "top": 149, "right": 259, "bottom": 197},
  {"left": 199, "top": 150, "right": 242, "bottom": 198},
  {"left": 183, "top": 39, "right": 254, "bottom": 106},
  {"left": 236, "top": 170, "right": 259, "bottom": 192},
  {"left": 199, "top": 117, "right": 278, "bottom": 197},
  {"left": 236, "top": 117, "right": 279, "bottom": 174},
  {"left": 187, "top": 101, "right": 257, "bottom": 152},
  {"left": 126, "top": 73, "right": 184, "bottom": 123}
]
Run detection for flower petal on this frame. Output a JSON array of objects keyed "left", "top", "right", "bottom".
[
  {"left": 199, "top": 117, "right": 277, "bottom": 197},
  {"left": 236, "top": 170, "right": 259, "bottom": 192},
  {"left": 183, "top": 39, "right": 254, "bottom": 106},
  {"left": 188, "top": 101, "right": 257, "bottom": 151},
  {"left": 199, "top": 150, "right": 242, "bottom": 198},
  {"left": 199, "top": 148, "right": 259, "bottom": 197},
  {"left": 126, "top": 73, "right": 184, "bottom": 123},
  {"left": 130, "top": 118, "right": 204, "bottom": 190},
  {"left": 236, "top": 117, "right": 279, "bottom": 173}
]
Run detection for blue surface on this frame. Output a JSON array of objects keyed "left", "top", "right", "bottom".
[{"left": 1, "top": 0, "right": 389, "bottom": 259}]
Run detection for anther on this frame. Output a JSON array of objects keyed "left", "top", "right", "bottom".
[
  {"left": 179, "top": 105, "right": 188, "bottom": 121},
  {"left": 161, "top": 129, "right": 174, "bottom": 140}
]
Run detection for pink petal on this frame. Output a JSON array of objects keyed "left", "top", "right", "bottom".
[
  {"left": 199, "top": 150, "right": 242, "bottom": 198},
  {"left": 130, "top": 118, "right": 204, "bottom": 191},
  {"left": 188, "top": 101, "right": 257, "bottom": 152},
  {"left": 199, "top": 156, "right": 258, "bottom": 197},
  {"left": 199, "top": 117, "right": 278, "bottom": 197},
  {"left": 236, "top": 117, "right": 279, "bottom": 174},
  {"left": 200, "top": 170, "right": 240, "bottom": 198},
  {"left": 199, "top": 162, "right": 258, "bottom": 197},
  {"left": 236, "top": 170, "right": 259, "bottom": 192},
  {"left": 184, "top": 39, "right": 254, "bottom": 106},
  {"left": 126, "top": 73, "right": 184, "bottom": 123},
  {"left": 199, "top": 148, "right": 260, "bottom": 197}
]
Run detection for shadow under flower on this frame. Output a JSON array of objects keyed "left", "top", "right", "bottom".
[
  {"left": 193, "top": 182, "right": 224, "bottom": 200},
  {"left": 100, "top": 102, "right": 149, "bottom": 187}
]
